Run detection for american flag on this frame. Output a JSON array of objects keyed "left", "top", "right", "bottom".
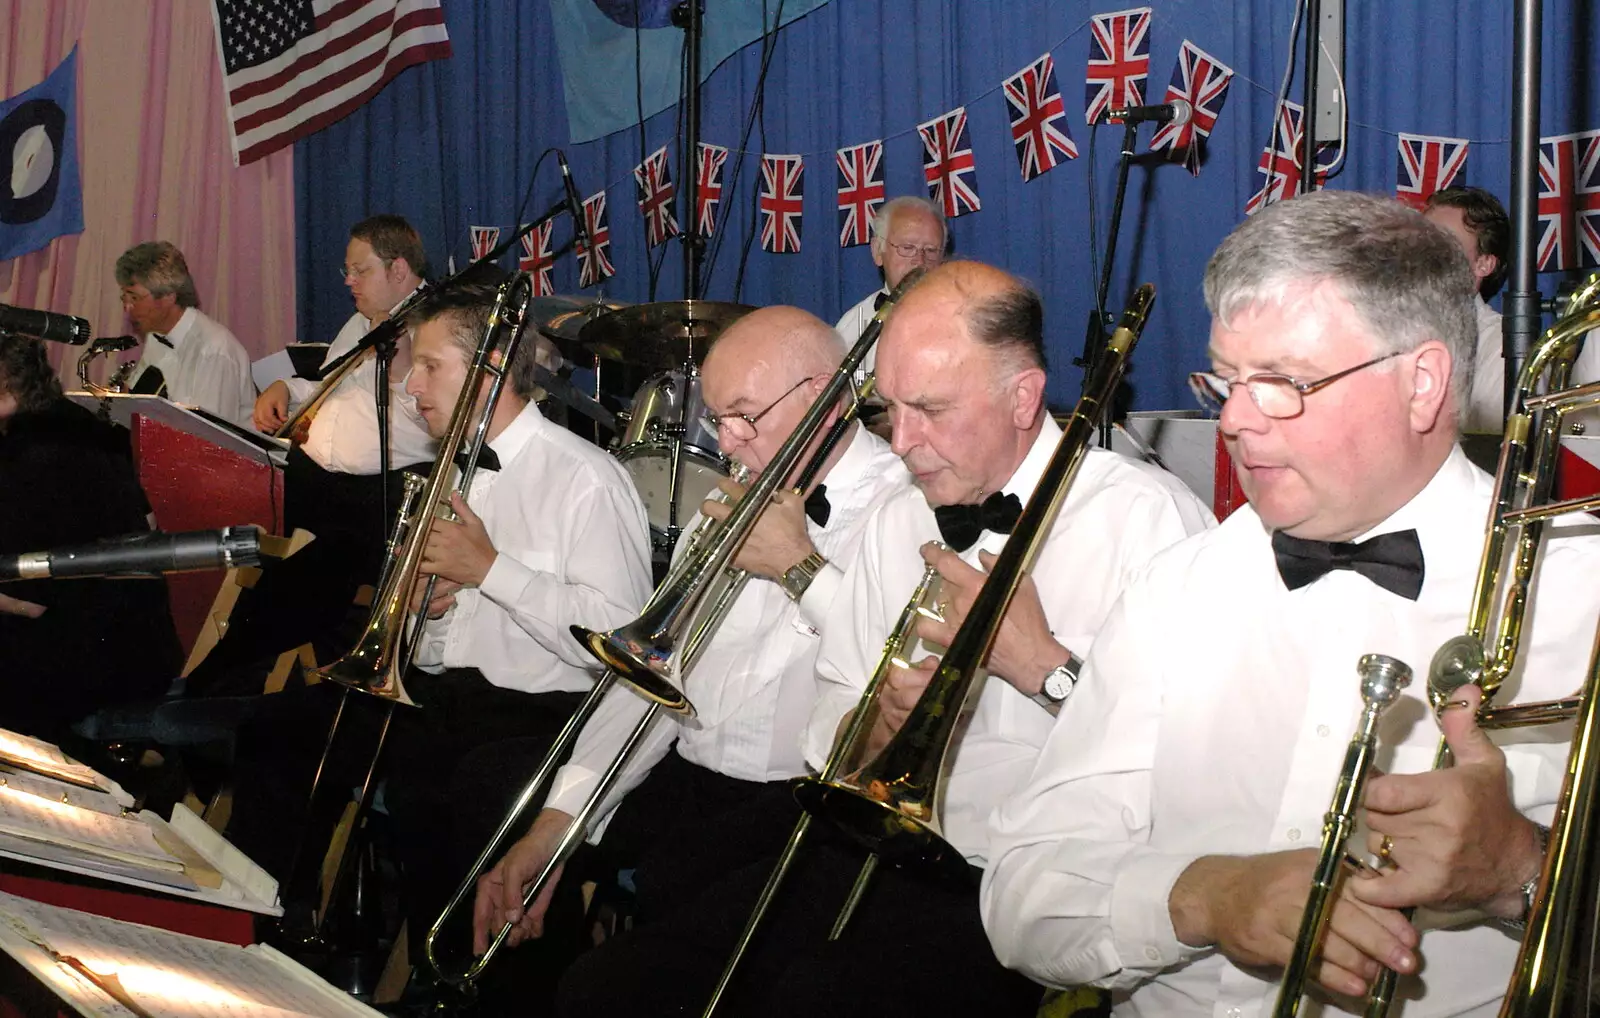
[
  {"left": 696, "top": 143, "right": 729, "bottom": 238},
  {"left": 633, "top": 145, "right": 679, "bottom": 249},
  {"left": 1536, "top": 130, "right": 1600, "bottom": 271},
  {"left": 576, "top": 190, "right": 615, "bottom": 288},
  {"left": 1149, "top": 40, "right": 1234, "bottom": 177},
  {"left": 470, "top": 226, "right": 500, "bottom": 260},
  {"left": 1243, "top": 101, "right": 1339, "bottom": 215},
  {"left": 1003, "top": 54, "right": 1077, "bottom": 182},
  {"left": 760, "top": 154, "right": 804, "bottom": 254},
  {"left": 919, "top": 107, "right": 981, "bottom": 218},
  {"left": 519, "top": 220, "right": 555, "bottom": 297},
  {"left": 211, "top": 0, "right": 451, "bottom": 166},
  {"left": 836, "top": 141, "right": 885, "bottom": 248},
  {"left": 1395, "top": 133, "right": 1470, "bottom": 211},
  {"left": 1085, "top": 7, "right": 1151, "bottom": 126}
]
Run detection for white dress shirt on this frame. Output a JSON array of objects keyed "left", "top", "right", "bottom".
[
  {"left": 981, "top": 446, "right": 1600, "bottom": 1018},
  {"left": 284, "top": 311, "right": 437, "bottom": 472},
  {"left": 128, "top": 307, "right": 256, "bottom": 428},
  {"left": 1463, "top": 295, "right": 1599, "bottom": 435},
  {"left": 413, "top": 403, "right": 653, "bottom": 695},
  {"left": 546, "top": 426, "right": 912, "bottom": 837},
  {"left": 835, "top": 287, "right": 888, "bottom": 380},
  {"left": 808, "top": 415, "right": 1217, "bottom": 868}
]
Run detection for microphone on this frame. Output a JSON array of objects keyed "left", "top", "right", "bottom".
[
  {"left": 1108, "top": 99, "right": 1193, "bottom": 126},
  {"left": 0, "top": 527, "right": 261, "bottom": 581},
  {"left": 557, "top": 150, "right": 590, "bottom": 252},
  {"left": 0, "top": 303, "right": 92, "bottom": 345}
]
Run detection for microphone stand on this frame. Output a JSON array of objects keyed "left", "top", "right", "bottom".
[{"left": 1076, "top": 116, "right": 1142, "bottom": 447}]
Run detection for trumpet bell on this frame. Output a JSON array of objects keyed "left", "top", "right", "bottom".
[
  {"left": 791, "top": 777, "right": 969, "bottom": 882},
  {"left": 570, "top": 623, "right": 694, "bottom": 717}
]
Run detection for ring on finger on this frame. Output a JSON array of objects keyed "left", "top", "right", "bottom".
[{"left": 1377, "top": 834, "right": 1395, "bottom": 864}]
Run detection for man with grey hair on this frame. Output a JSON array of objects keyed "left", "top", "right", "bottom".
[
  {"left": 117, "top": 241, "right": 255, "bottom": 427},
  {"left": 835, "top": 195, "right": 947, "bottom": 364},
  {"left": 466, "top": 306, "right": 910, "bottom": 1012},
  {"left": 983, "top": 191, "right": 1600, "bottom": 1016}
]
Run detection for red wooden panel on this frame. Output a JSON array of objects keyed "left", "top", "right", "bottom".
[
  {"left": 1212, "top": 431, "right": 1248, "bottom": 521},
  {"left": 129, "top": 415, "right": 283, "bottom": 657},
  {"left": 0, "top": 872, "right": 256, "bottom": 946}
]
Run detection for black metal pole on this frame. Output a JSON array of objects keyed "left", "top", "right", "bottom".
[
  {"left": 677, "top": 1, "right": 705, "bottom": 300},
  {"left": 1299, "top": 0, "right": 1322, "bottom": 192},
  {"left": 1505, "top": 0, "right": 1543, "bottom": 420}
]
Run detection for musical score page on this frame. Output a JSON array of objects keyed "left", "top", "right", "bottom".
[
  {"left": 0, "top": 892, "right": 379, "bottom": 1018},
  {"left": 0, "top": 786, "right": 179, "bottom": 870}
]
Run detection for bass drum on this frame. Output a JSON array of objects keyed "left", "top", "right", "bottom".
[{"left": 615, "top": 370, "right": 727, "bottom": 544}]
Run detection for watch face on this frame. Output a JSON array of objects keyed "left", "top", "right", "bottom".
[{"left": 1044, "top": 669, "right": 1075, "bottom": 702}]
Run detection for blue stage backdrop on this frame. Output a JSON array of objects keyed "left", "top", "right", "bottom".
[{"left": 294, "top": 0, "right": 1600, "bottom": 413}]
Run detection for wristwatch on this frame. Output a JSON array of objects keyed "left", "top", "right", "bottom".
[
  {"left": 1504, "top": 822, "right": 1552, "bottom": 930},
  {"left": 779, "top": 551, "right": 827, "bottom": 602},
  {"left": 1030, "top": 652, "right": 1083, "bottom": 710}
]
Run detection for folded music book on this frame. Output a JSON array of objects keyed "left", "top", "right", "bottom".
[{"left": 0, "top": 890, "right": 382, "bottom": 1018}]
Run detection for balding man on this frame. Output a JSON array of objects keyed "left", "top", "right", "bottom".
[
  {"left": 552, "top": 263, "right": 1215, "bottom": 1017},
  {"left": 836, "top": 196, "right": 948, "bottom": 374},
  {"left": 465, "top": 307, "right": 910, "bottom": 1011}
]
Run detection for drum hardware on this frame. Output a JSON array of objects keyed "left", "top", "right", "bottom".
[{"left": 578, "top": 300, "right": 754, "bottom": 373}]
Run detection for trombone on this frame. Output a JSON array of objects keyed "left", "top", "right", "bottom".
[
  {"left": 1271, "top": 272, "right": 1600, "bottom": 1018},
  {"left": 423, "top": 271, "right": 924, "bottom": 989},
  {"left": 701, "top": 283, "right": 1158, "bottom": 1016}
]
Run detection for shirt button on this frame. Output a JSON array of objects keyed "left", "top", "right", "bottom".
[
  {"left": 1287, "top": 827, "right": 1302, "bottom": 842},
  {"left": 1144, "top": 947, "right": 1161, "bottom": 961},
  {"left": 1227, "top": 1008, "right": 1242, "bottom": 1018},
  {"left": 1317, "top": 724, "right": 1331, "bottom": 737}
]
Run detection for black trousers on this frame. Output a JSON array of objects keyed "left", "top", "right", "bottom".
[
  {"left": 555, "top": 831, "right": 1044, "bottom": 1018},
  {"left": 384, "top": 670, "right": 586, "bottom": 974}
]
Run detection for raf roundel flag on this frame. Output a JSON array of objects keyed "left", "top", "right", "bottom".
[{"left": 0, "top": 47, "right": 84, "bottom": 263}]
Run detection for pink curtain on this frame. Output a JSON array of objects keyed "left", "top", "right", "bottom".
[{"left": 0, "top": 0, "right": 297, "bottom": 384}]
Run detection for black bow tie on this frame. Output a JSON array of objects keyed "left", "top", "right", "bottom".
[
  {"left": 1271, "top": 529, "right": 1425, "bottom": 601},
  {"left": 455, "top": 446, "right": 501, "bottom": 474},
  {"left": 152, "top": 332, "right": 173, "bottom": 349},
  {"left": 933, "top": 491, "right": 1023, "bottom": 553},
  {"left": 872, "top": 290, "right": 889, "bottom": 311},
  {"left": 804, "top": 484, "right": 830, "bottom": 527}
]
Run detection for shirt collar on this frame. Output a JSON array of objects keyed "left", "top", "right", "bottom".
[
  {"left": 1352, "top": 446, "right": 1475, "bottom": 545},
  {"left": 999, "top": 413, "right": 1063, "bottom": 502},
  {"left": 485, "top": 401, "right": 542, "bottom": 469},
  {"left": 815, "top": 423, "right": 876, "bottom": 494},
  {"left": 158, "top": 307, "right": 198, "bottom": 351}
]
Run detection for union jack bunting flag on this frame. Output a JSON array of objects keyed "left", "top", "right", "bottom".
[
  {"left": 1536, "top": 130, "right": 1600, "bottom": 271},
  {"left": 1243, "top": 101, "right": 1339, "bottom": 215},
  {"left": 1395, "top": 133, "right": 1470, "bottom": 211},
  {"left": 1003, "top": 54, "right": 1077, "bottom": 182},
  {"left": 919, "top": 107, "right": 981, "bottom": 218},
  {"left": 760, "top": 154, "right": 804, "bottom": 254},
  {"left": 518, "top": 220, "right": 556, "bottom": 297},
  {"left": 1085, "top": 7, "right": 1151, "bottom": 126},
  {"left": 633, "top": 145, "right": 679, "bottom": 248},
  {"left": 695, "top": 143, "right": 729, "bottom": 238},
  {"left": 469, "top": 226, "right": 500, "bottom": 260},
  {"left": 576, "top": 190, "right": 615, "bottom": 288},
  {"left": 1148, "top": 40, "right": 1234, "bottom": 177},
  {"left": 836, "top": 141, "right": 885, "bottom": 247}
]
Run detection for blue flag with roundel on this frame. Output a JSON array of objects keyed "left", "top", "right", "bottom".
[
  {"left": 0, "top": 47, "right": 83, "bottom": 263},
  {"left": 550, "top": 0, "right": 832, "bottom": 143}
]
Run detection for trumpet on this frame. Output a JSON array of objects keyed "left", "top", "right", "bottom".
[
  {"left": 701, "top": 283, "right": 1157, "bottom": 1015},
  {"left": 1271, "top": 272, "right": 1600, "bottom": 1018},
  {"left": 424, "top": 297, "right": 907, "bottom": 988},
  {"left": 572, "top": 266, "right": 926, "bottom": 715}
]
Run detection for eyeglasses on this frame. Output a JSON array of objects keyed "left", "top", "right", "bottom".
[
  {"left": 701, "top": 376, "right": 815, "bottom": 442},
  {"left": 1188, "top": 351, "right": 1404, "bottom": 419},
  {"left": 885, "top": 241, "right": 944, "bottom": 261},
  {"left": 340, "top": 259, "right": 385, "bottom": 282}
]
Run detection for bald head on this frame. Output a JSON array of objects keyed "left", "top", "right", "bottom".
[
  {"left": 701, "top": 306, "right": 848, "bottom": 477},
  {"left": 875, "top": 261, "right": 1049, "bottom": 505}
]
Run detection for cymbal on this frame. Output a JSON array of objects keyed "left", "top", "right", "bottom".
[
  {"left": 580, "top": 300, "right": 755, "bottom": 370},
  {"left": 537, "top": 297, "right": 628, "bottom": 361}
]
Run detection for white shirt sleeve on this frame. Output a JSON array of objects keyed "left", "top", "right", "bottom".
[
  {"left": 544, "top": 681, "right": 676, "bottom": 839},
  {"left": 804, "top": 519, "right": 892, "bottom": 771},
  {"left": 186, "top": 346, "right": 256, "bottom": 429},
  {"left": 981, "top": 577, "right": 1205, "bottom": 991}
]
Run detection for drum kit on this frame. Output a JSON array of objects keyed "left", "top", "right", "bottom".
[{"left": 532, "top": 295, "right": 754, "bottom": 555}]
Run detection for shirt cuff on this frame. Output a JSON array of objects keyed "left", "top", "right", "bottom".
[
  {"left": 1109, "top": 850, "right": 1205, "bottom": 975},
  {"left": 480, "top": 551, "right": 538, "bottom": 606},
  {"left": 796, "top": 560, "right": 844, "bottom": 630}
]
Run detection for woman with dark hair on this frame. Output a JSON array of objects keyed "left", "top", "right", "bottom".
[{"left": 0, "top": 335, "right": 183, "bottom": 742}]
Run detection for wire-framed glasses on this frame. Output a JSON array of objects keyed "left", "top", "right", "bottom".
[
  {"left": 1188, "top": 351, "right": 1403, "bottom": 419},
  {"left": 701, "top": 376, "right": 815, "bottom": 441}
]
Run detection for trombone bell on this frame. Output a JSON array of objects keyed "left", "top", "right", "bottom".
[
  {"left": 790, "top": 778, "right": 969, "bottom": 881},
  {"left": 569, "top": 624, "right": 694, "bottom": 716}
]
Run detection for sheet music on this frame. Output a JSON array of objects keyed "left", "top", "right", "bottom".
[
  {"left": 0, "top": 892, "right": 378, "bottom": 1018},
  {"left": 0, "top": 772, "right": 128, "bottom": 816},
  {"left": 0, "top": 786, "right": 179, "bottom": 870},
  {"left": 0, "top": 730, "right": 114, "bottom": 794}
]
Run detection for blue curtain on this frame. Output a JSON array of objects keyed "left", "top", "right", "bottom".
[{"left": 295, "top": 0, "right": 1600, "bottom": 413}]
